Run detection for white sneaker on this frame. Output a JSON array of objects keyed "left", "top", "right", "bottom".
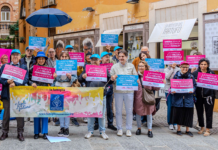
[
  {"left": 83, "top": 118, "right": 88, "bottom": 123},
  {"left": 174, "top": 125, "right": 178, "bottom": 130},
  {"left": 84, "top": 132, "right": 93, "bottom": 139},
  {"left": 117, "top": 130, "right": 123, "bottom": 136},
  {"left": 169, "top": 125, "right": 174, "bottom": 130},
  {"left": 126, "top": 130, "right": 132, "bottom": 137},
  {"left": 100, "top": 132, "right": 109, "bottom": 140}
]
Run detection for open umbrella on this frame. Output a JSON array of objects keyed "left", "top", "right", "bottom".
[{"left": 26, "top": 8, "right": 72, "bottom": 28}]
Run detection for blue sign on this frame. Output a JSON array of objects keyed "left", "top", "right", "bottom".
[
  {"left": 145, "top": 58, "right": 164, "bottom": 72},
  {"left": 29, "top": 36, "right": 47, "bottom": 50},
  {"left": 56, "top": 60, "right": 77, "bottom": 75},
  {"left": 101, "top": 34, "right": 119, "bottom": 46},
  {"left": 116, "top": 75, "right": 138, "bottom": 91},
  {"left": 50, "top": 94, "right": 64, "bottom": 111}
]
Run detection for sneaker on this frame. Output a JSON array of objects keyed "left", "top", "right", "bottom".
[
  {"left": 58, "top": 128, "right": 64, "bottom": 137},
  {"left": 108, "top": 125, "right": 117, "bottom": 131},
  {"left": 83, "top": 118, "right": 88, "bottom": 123},
  {"left": 186, "top": 131, "right": 193, "bottom": 137},
  {"left": 117, "top": 130, "right": 123, "bottom": 136},
  {"left": 63, "top": 128, "right": 69, "bottom": 137},
  {"left": 126, "top": 130, "right": 132, "bottom": 137},
  {"left": 148, "top": 131, "right": 153, "bottom": 138},
  {"left": 100, "top": 132, "right": 109, "bottom": 140},
  {"left": 84, "top": 132, "right": 93, "bottom": 139},
  {"left": 174, "top": 125, "right": 178, "bottom": 130},
  {"left": 72, "top": 118, "right": 79, "bottom": 127},
  {"left": 169, "top": 125, "right": 174, "bottom": 130}
]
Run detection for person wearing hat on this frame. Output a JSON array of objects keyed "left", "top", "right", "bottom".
[
  {"left": 28, "top": 51, "right": 50, "bottom": 140},
  {"left": 65, "top": 45, "right": 74, "bottom": 52},
  {"left": 170, "top": 61, "right": 197, "bottom": 137},
  {"left": 20, "top": 47, "right": 36, "bottom": 71},
  {"left": 0, "top": 49, "right": 29, "bottom": 141},
  {"left": 78, "top": 54, "right": 113, "bottom": 140},
  {"left": 109, "top": 46, "right": 122, "bottom": 64}
]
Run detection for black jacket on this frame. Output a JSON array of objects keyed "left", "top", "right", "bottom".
[
  {"left": 20, "top": 55, "right": 35, "bottom": 70},
  {"left": 192, "top": 68, "right": 215, "bottom": 98}
]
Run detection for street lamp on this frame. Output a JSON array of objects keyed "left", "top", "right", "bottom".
[
  {"left": 126, "top": 0, "right": 139, "bottom": 4},
  {"left": 82, "top": 7, "right": 95, "bottom": 12}
]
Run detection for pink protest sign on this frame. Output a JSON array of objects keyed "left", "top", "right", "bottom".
[
  {"left": 86, "top": 65, "right": 107, "bottom": 82},
  {"left": 143, "top": 71, "right": 165, "bottom": 87},
  {"left": 163, "top": 39, "right": 182, "bottom": 51},
  {"left": 186, "top": 55, "right": 205, "bottom": 68},
  {"left": 164, "top": 51, "right": 184, "bottom": 64},
  {"left": 197, "top": 72, "right": 218, "bottom": 90},
  {"left": 0, "top": 84, "right": 2, "bottom": 95},
  {"left": 100, "top": 63, "right": 113, "bottom": 73},
  {"left": 171, "top": 79, "right": 193, "bottom": 93},
  {"left": 69, "top": 52, "right": 85, "bottom": 66},
  {"left": 0, "top": 48, "right": 12, "bottom": 63},
  {"left": 1, "top": 64, "right": 27, "bottom": 84},
  {"left": 32, "top": 65, "right": 55, "bottom": 84}
]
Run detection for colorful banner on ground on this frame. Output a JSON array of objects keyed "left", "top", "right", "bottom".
[
  {"left": 100, "top": 63, "right": 113, "bottom": 73},
  {"left": 116, "top": 75, "right": 138, "bottom": 91},
  {"left": 29, "top": 36, "right": 47, "bottom": 50},
  {"left": 101, "top": 34, "right": 119, "bottom": 46},
  {"left": 56, "top": 60, "right": 77, "bottom": 75},
  {"left": 186, "top": 55, "right": 205, "bottom": 68},
  {"left": 32, "top": 66, "right": 55, "bottom": 84},
  {"left": 163, "top": 39, "right": 182, "bottom": 51},
  {"left": 164, "top": 51, "right": 184, "bottom": 64},
  {"left": 86, "top": 65, "right": 107, "bottom": 82},
  {"left": 69, "top": 52, "right": 85, "bottom": 66},
  {"left": 197, "top": 72, "right": 218, "bottom": 90},
  {"left": 1, "top": 64, "right": 27, "bottom": 84},
  {"left": 143, "top": 71, "right": 165, "bottom": 87},
  {"left": 145, "top": 58, "right": 164, "bottom": 72},
  {"left": 0, "top": 48, "right": 12, "bottom": 63},
  {"left": 10, "top": 86, "right": 104, "bottom": 118},
  {"left": 171, "top": 79, "right": 193, "bottom": 93}
]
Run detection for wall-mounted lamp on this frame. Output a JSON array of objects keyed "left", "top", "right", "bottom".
[
  {"left": 82, "top": 7, "right": 95, "bottom": 12},
  {"left": 126, "top": 0, "right": 139, "bottom": 4}
]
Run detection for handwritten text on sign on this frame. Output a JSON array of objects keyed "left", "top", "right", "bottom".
[
  {"left": 197, "top": 72, "right": 218, "bottom": 90},
  {"left": 143, "top": 71, "right": 165, "bottom": 87},
  {"left": 86, "top": 65, "right": 107, "bottom": 82},
  {"left": 171, "top": 79, "right": 193, "bottom": 93},
  {"left": 32, "top": 66, "right": 55, "bottom": 84}
]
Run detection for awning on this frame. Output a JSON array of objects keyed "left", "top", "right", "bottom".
[
  {"left": 95, "top": 28, "right": 122, "bottom": 47},
  {"left": 147, "top": 18, "right": 197, "bottom": 43}
]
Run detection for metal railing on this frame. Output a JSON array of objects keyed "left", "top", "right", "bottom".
[{"left": 0, "top": 21, "right": 16, "bottom": 30}]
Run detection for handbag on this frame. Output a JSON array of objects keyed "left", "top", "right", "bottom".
[{"left": 139, "top": 75, "right": 155, "bottom": 105}]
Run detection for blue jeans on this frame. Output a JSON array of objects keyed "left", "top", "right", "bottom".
[
  {"left": 59, "top": 117, "right": 70, "bottom": 129},
  {"left": 34, "top": 118, "right": 48, "bottom": 134},
  {"left": 165, "top": 93, "right": 176, "bottom": 125},
  {"left": 136, "top": 114, "right": 152, "bottom": 129},
  {"left": 88, "top": 96, "right": 106, "bottom": 132},
  {"left": 114, "top": 93, "right": 134, "bottom": 130}
]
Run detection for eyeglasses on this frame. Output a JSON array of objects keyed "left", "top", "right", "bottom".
[
  {"left": 181, "top": 67, "right": 189, "bottom": 69},
  {"left": 84, "top": 48, "right": 90, "bottom": 51},
  {"left": 49, "top": 51, "right": 55, "bottom": 53},
  {"left": 138, "top": 65, "right": 145, "bottom": 68}
]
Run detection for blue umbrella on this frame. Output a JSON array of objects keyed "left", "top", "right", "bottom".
[{"left": 26, "top": 8, "right": 72, "bottom": 28}]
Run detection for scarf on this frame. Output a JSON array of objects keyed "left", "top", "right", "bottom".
[{"left": 180, "top": 71, "right": 189, "bottom": 79}]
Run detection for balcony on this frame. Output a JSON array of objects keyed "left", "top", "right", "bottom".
[
  {"left": 0, "top": 22, "right": 16, "bottom": 35},
  {"left": 41, "top": 0, "right": 57, "bottom": 8}
]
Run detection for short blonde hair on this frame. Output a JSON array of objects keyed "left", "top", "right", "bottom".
[{"left": 138, "top": 60, "right": 150, "bottom": 70}]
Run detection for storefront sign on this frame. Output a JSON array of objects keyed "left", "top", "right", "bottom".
[
  {"left": 86, "top": 65, "right": 107, "bottom": 82},
  {"left": 56, "top": 60, "right": 77, "bottom": 75},
  {"left": 1, "top": 64, "right": 27, "bottom": 84},
  {"left": 100, "top": 63, "right": 113, "bottom": 72},
  {"left": 124, "top": 24, "right": 143, "bottom": 31},
  {"left": 186, "top": 55, "right": 205, "bottom": 68},
  {"left": 29, "top": 36, "right": 47, "bottom": 50},
  {"left": 10, "top": 86, "right": 104, "bottom": 118},
  {"left": 171, "top": 79, "right": 193, "bottom": 93},
  {"left": 101, "top": 34, "right": 119, "bottom": 46},
  {"left": 197, "top": 72, "right": 218, "bottom": 90},
  {"left": 143, "top": 71, "right": 165, "bottom": 87},
  {"left": 69, "top": 52, "right": 85, "bottom": 66},
  {"left": 163, "top": 39, "right": 182, "bottom": 51},
  {"left": 32, "top": 66, "right": 55, "bottom": 84},
  {"left": 164, "top": 51, "right": 184, "bottom": 64},
  {"left": 0, "top": 48, "right": 12, "bottom": 63},
  {"left": 145, "top": 58, "right": 164, "bottom": 72},
  {"left": 116, "top": 75, "right": 138, "bottom": 91}
]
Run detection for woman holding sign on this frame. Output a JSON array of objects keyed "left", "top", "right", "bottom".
[
  {"left": 29, "top": 52, "right": 49, "bottom": 140},
  {"left": 134, "top": 60, "right": 160, "bottom": 138},
  {"left": 170, "top": 61, "right": 197, "bottom": 137},
  {"left": 192, "top": 58, "right": 215, "bottom": 136},
  {"left": 52, "top": 51, "right": 78, "bottom": 137}
]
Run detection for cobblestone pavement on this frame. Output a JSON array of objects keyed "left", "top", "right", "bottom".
[{"left": 1, "top": 101, "right": 218, "bottom": 150}]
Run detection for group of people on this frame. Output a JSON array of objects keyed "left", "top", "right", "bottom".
[{"left": 0, "top": 43, "right": 215, "bottom": 142}]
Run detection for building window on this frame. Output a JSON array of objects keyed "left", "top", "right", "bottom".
[
  {"left": 41, "top": 0, "right": 57, "bottom": 8},
  {"left": 1, "top": 6, "right": 10, "bottom": 21}
]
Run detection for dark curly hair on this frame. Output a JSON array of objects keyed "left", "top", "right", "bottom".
[{"left": 198, "top": 58, "right": 210, "bottom": 68}]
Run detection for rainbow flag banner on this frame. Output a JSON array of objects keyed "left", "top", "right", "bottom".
[{"left": 10, "top": 86, "right": 104, "bottom": 118}]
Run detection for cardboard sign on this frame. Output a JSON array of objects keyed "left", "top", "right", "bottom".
[
  {"left": 116, "top": 75, "right": 138, "bottom": 91},
  {"left": 29, "top": 36, "right": 47, "bottom": 50},
  {"left": 101, "top": 34, "right": 119, "bottom": 46},
  {"left": 164, "top": 51, "right": 184, "bottom": 64},
  {"left": 163, "top": 39, "right": 182, "bottom": 51},
  {"left": 171, "top": 79, "right": 193, "bottom": 93},
  {"left": 145, "top": 58, "right": 164, "bottom": 72},
  {"left": 143, "top": 71, "right": 165, "bottom": 87},
  {"left": 86, "top": 65, "right": 107, "bottom": 82},
  {"left": 186, "top": 55, "right": 206, "bottom": 68},
  {"left": 69, "top": 52, "right": 85, "bottom": 66},
  {"left": 56, "top": 60, "right": 77, "bottom": 75},
  {"left": 32, "top": 65, "right": 55, "bottom": 84},
  {"left": 197, "top": 72, "right": 218, "bottom": 90}
]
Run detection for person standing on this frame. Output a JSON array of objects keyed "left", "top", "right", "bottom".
[
  {"left": 0, "top": 49, "right": 29, "bottom": 141},
  {"left": 52, "top": 51, "right": 78, "bottom": 137},
  {"left": 79, "top": 54, "right": 112, "bottom": 140},
  {"left": 170, "top": 61, "right": 197, "bottom": 137},
  {"left": 110, "top": 50, "right": 138, "bottom": 137},
  {"left": 65, "top": 45, "right": 74, "bottom": 52},
  {"left": 164, "top": 63, "right": 180, "bottom": 130},
  {"left": 192, "top": 58, "right": 215, "bottom": 136},
  {"left": 0, "top": 55, "right": 8, "bottom": 68},
  {"left": 110, "top": 46, "right": 122, "bottom": 64},
  {"left": 47, "top": 48, "right": 58, "bottom": 68},
  {"left": 83, "top": 38, "right": 93, "bottom": 55},
  {"left": 20, "top": 47, "right": 35, "bottom": 71},
  {"left": 134, "top": 60, "right": 160, "bottom": 138},
  {"left": 29, "top": 52, "right": 49, "bottom": 140}
]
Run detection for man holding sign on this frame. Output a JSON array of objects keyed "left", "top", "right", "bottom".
[{"left": 0, "top": 49, "right": 29, "bottom": 141}]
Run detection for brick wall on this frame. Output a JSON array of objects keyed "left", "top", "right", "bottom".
[{"left": 0, "top": 0, "right": 19, "bottom": 22}]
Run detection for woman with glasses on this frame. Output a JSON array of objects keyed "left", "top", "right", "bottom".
[
  {"left": 170, "top": 61, "right": 197, "bottom": 137},
  {"left": 0, "top": 55, "right": 8, "bottom": 68}
]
